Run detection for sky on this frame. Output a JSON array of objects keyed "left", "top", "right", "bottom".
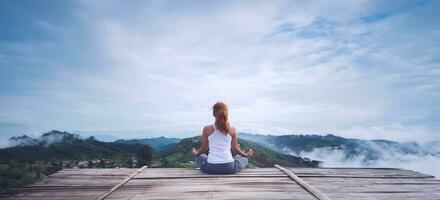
[{"left": 0, "top": 0, "right": 439, "bottom": 146}]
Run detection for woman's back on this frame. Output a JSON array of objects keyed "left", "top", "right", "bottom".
[
  {"left": 207, "top": 125, "right": 234, "bottom": 164},
  {"left": 192, "top": 101, "right": 253, "bottom": 174}
]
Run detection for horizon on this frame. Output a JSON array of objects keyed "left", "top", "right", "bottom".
[
  {"left": 4, "top": 128, "right": 439, "bottom": 145},
  {"left": 1, "top": 1, "right": 440, "bottom": 147}
]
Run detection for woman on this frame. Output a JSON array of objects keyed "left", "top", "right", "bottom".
[{"left": 191, "top": 102, "right": 253, "bottom": 174}]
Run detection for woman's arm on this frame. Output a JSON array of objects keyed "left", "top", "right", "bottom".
[
  {"left": 191, "top": 126, "right": 210, "bottom": 156},
  {"left": 231, "top": 128, "right": 253, "bottom": 157}
]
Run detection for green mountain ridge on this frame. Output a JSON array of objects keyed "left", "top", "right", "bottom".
[
  {"left": 1, "top": 130, "right": 143, "bottom": 162},
  {"left": 1, "top": 130, "right": 146, "bottom": 193},
  {"left": 153, "top": 136, "right": 320, "bottom": 168},
  {"left": 239, "top": 133, "right": 440, "bottom": 164},
  {"left": 115, "top": 137, "right": 181, "bottom": 150}
]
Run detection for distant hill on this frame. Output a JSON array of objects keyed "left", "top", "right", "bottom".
[
  {"left": 1, "top": 130, "right": 151, "bottom": 193},
  {"left": 2, "top": 130, "right": 320, "bottom": 168},
  {"left": 115, "top": 137, "right": 181, "bottom": 150},
  {"left": 154, "top": 136, "right": 320, "bottom": 168},
  {"left": 239, "top": 133, "right": 440, "bottom": 165},
  {"left": 1, "top": 130, "right": 144, "bottom": 162}
]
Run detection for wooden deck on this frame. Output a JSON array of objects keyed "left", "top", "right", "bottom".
[{"left": 1, "top": 166, "right": 439, "bottom": 200}]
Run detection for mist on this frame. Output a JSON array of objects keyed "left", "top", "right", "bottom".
[
  {"left": 297, "top": 145, "right": 440, "bottom": 179},
  {"left": 7, "top": 130, "right": 82, "bottom": 148}
]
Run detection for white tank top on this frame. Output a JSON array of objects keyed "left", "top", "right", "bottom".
[{"left": 207, "top": 124, "right": 234, "bottom": 164}]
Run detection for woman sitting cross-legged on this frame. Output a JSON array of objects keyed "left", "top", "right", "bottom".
[{"left": 191, "top": 102, "right": 253, "bottom": 174}]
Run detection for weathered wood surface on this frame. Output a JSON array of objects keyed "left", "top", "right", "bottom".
[
  {"left": 1, "top": 167, "right": 439, "bottom": 200},
  {"left": 275, "top": 164, "right": 330, "bottom": 200},
  {"left": 97, "top": 166, "right": 148, "bottom": 200},
  {"left": 0, "top": 168, "right": 137, "bottom": 200},
  {"left": 289, "top": 168, "right": 434, "bottom": 178},
  {"left": 289, "top": 168, "right": 440, "bottom": 200},
  {"left": 135, "top": 167, "right": 286, "bottom": 179}
]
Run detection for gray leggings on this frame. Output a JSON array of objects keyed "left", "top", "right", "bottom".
[{"left": 195, "top": 154, "right": 248, "bottom": 174}]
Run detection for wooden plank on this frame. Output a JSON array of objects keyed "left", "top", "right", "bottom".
[
  {"left": 1, "top": 168, "right": 137, "bottom": 200},
  {"left": 300, "top": 177, "right": 440, "bottom": 200},
  {"left": 107, "top": 168, "right": 315, "bottom": 199},
  {"left": 288, "top": 168, "right": 434, "bottom": 178},
  {"left": 135, "top": 168, "right": 286, "bottom": 179},
  {"left": 97, "top": 166, "right": 148, "bottom": 200},
  {"left": 106, "top": 177, "right": 316, "bottom": 200},
  {"left": 275, "top": 164, "right": 330, "bottom": 200}
]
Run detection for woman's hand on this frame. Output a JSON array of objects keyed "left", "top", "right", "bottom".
[
  {"left": 191, "top": 147, "right": 198, "bottom": 156},
  {"left": 246, "top": 149, "right": 254, "bottom": 157}
]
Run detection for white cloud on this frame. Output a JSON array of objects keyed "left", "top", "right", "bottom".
[
  {"left": 330, "top": 122, "right": 439, "bottom": 143},
  {"left": 297, "top": 143, "right": 440, "bottom": 178},
  {"left": 0, "top": 1, "right": 439, "bottom": 143}
]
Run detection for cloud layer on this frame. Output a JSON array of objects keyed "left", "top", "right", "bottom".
[
  {"left": 0, "top": 0, "right": 439, "bottom": 143},
  {"left": 298, "top": 145, "right": 440, "bottom": 179}
]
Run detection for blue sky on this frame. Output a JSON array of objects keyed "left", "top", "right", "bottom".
[{"left": 0, "top": 0, "right": 439, "bottom": 146}]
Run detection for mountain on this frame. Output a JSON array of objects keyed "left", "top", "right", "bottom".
[
  {"left": 154, "top": 136, "right": 321, "bottom": 168},
  {"left": 1, "top": 130, "right": 144, "bottom": 162},
  {"left": 239, "top": 133, "right": 440, "bottom": 165},
  {"left": 115, "top": 136, "right": 181, "bottom": 150},
  {"left": 1, "top": 130, "right": 153, "bottom": 194},
  {"left": 9, "top": 135, "right": 39, "bottom": 147}
]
